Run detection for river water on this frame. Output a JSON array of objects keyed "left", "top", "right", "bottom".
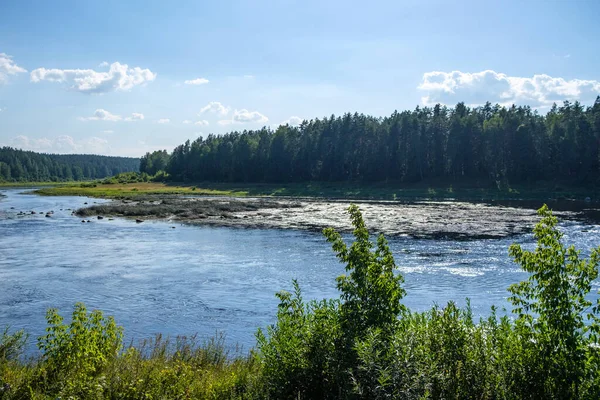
[{"left": 1, "top": 188, "right": 599, "bottom": 353}]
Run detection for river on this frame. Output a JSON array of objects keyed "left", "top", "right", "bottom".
[{"left": 1, "top": 188, "right": 599, "bottom": 353}]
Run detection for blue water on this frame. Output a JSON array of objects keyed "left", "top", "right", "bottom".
[{"left": 1, "top": 188, "right": 599, "bottom": 353}]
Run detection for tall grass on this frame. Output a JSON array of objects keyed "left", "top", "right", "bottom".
[{"left": 1, "top": 205, "right": 598, "bottom": 399}]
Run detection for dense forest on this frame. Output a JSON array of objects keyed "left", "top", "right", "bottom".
[
  {"left": 0, "top": 147, "right": 139, "bottom": 182},
  {"left": 143, "top": 99, "right": 600, "bottom": 186}
]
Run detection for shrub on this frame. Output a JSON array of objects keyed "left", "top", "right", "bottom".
[
  {"left": 507, "top": 204, "right": 600, "bottom": 398},
  {"left": 257, "top": 281, "right": 342, "bottom": 399},
  {"left": 257, "top": 204, "right": 407, "bottom": 399},
  {"left": 0, "top": 328, "right": 26, "bottom": 364},
  {"left": 257, "top": 204, "right": 600, "bottom": 399},
  {"left": 33, "top": 303, "right": 123, "bottom": 398}
]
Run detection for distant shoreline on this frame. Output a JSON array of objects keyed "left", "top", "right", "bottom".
[{"left": 27, "top": 180, "right": 599, "bottom": 203}]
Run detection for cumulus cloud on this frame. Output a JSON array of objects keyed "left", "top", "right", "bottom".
[
  {"left": 232, "top": 109, "right": 269, "bottom": 124},
  {"left": 7, "top": 135, "right": 110, "bottom": 154},
  {"left": 218, "top": 109, "right": 269, "bottom": 125},
  {"left": 80, "top": 109, "right": 144, "bottom": 122},
  {"left": 125, "top": 112, "right": 145, "bottom": 121},
  {"left": 195, "top": 120, "right": 209, "bottom": 126},
  {"left": 0, "top": 53, "right": 27, "bottom": 83},
  {"left": 184, "top": 77, "right": 209, "bottom": 85},
  {"left": 418, "top": 70, "right": 600, "bottom": 107},
  {"left": 199, "top": 101, "right": 230, "bottom": 116},
  {"left": 281, "top": 116, "right": 303, "bottom": 126},
  {"left": 30, "top": 61, "right": 156, "bottom": 94},
  {"left": 157, "top": 118, "right": 170, "bottom": 124},
  {"left": 80, "top": 109, "right": 122, "bottom": 121}
]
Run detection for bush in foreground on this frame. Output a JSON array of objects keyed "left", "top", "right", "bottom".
[
  {"left": 257, "top": 204, "right": 600, "bottom": 399},
  {"left": 1, "top": 205, "right": 599, "bottom": 399}
]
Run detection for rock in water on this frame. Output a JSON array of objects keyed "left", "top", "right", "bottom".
[
  {"left": 136, "top": 219, "right": 144, "bottom": 223},
  {"left": 97, "top": 216, "right": 104, "bottom": 220}
]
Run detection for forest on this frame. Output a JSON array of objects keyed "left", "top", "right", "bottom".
[
  {"left": 142, "top": 99, "right": 600, "bottom": 187},
  {"left": 0, "top": 147, "right": 139, "bottom": 182}
]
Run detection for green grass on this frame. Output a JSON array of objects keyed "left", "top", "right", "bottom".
[
  {"left": 32, "top": 179, "right": 599, "bottom": 202},
  {"left": 33, "top": 182, "right": 248, "bottom": 198},
  {"left": 0, "top": 181, "right": 69, "bottom": 188}
]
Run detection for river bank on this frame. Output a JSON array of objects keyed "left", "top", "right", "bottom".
[{"left": 32, "top": 180, "right": 599, "bottom": 202}]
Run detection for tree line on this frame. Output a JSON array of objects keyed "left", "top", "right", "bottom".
[
  {"left": 142, "top": 98, "right": 600, "bottom": 186},
  {"left": 0, "top": 147, "right": 139, "bottom": 182}
]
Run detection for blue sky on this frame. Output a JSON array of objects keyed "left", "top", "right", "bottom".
[{"left": 1, "top": 0, "right": 599, "bottom": 157}]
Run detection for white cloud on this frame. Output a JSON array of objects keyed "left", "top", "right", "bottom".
[
  {"left": 195, "top": 120, "right": 209, "bottom": 126},
  {"left": 0, "top": 53, "right": 27, "bottom": 83},
  {"left": 199, "top": 101, "right": 230, "bottom": 116},
  {"left": 418, "top": 70, "right": 600, "bottom": 107},
  {"left": 30, "top": 61, "right": 156, "bottom": 93},
  {"left": 6, "top": 135, "right": 111, "bottom": 154},
  {"left": 182, "top": 120, "right": 192, "bottom": 124},
  {"left": 218, "top": 109, "right": 269, "bottom": 125},
  {"left": 281, "top": 116, "right": 303, "bottom": 126},
  {"left": 99, "top": 61, "right": 109, "bottom": 67},
  {"left": 80, "top": 109, "right": 122, "bottom": 121},
  {"left": 232, "top": 109, "right": 269, "bottom": 124},
  {"left": 184, "top": 77, "right": 209, "bottom": 85},
  {"left": 80, "top": 109, "right": 144, "bottom": 122},
  {"left": 157, "top": 118, "right": 170, "bottom": 124},
  {"left": 125, "top": 112, "right": 145, "bottom": 121}
]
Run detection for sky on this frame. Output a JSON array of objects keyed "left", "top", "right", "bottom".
[{"left": 0, "top": 0, "right": 599, "bottom": 157}]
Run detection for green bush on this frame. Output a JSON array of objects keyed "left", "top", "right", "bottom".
[
  {"left": 507, "top": 204, "right": 600, "bottom": 398},
  {"left": 30, "top": 303, "right": 123, "bottom": 398},
  {"left": 257, "top": 204, "right": 600, "bottom": 399},
  {"left": 257, "top": 281, "right": 342, "bottom": 399},
  {"left": 0, "top": 328, "right": 26, "bottom": 364}
]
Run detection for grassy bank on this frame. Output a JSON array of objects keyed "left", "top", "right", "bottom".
[
  {"left": 33, "top": 179, "right": 599, "bottom": 202},
  {"left": 34, "top": 182, "right": 246, "bottom": 198},
  {"left": 1, "top": 206, "right": 599, "bottom": 399},
  {"left": 0, "top": 181, "right": 67, "bottom": 188}
]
